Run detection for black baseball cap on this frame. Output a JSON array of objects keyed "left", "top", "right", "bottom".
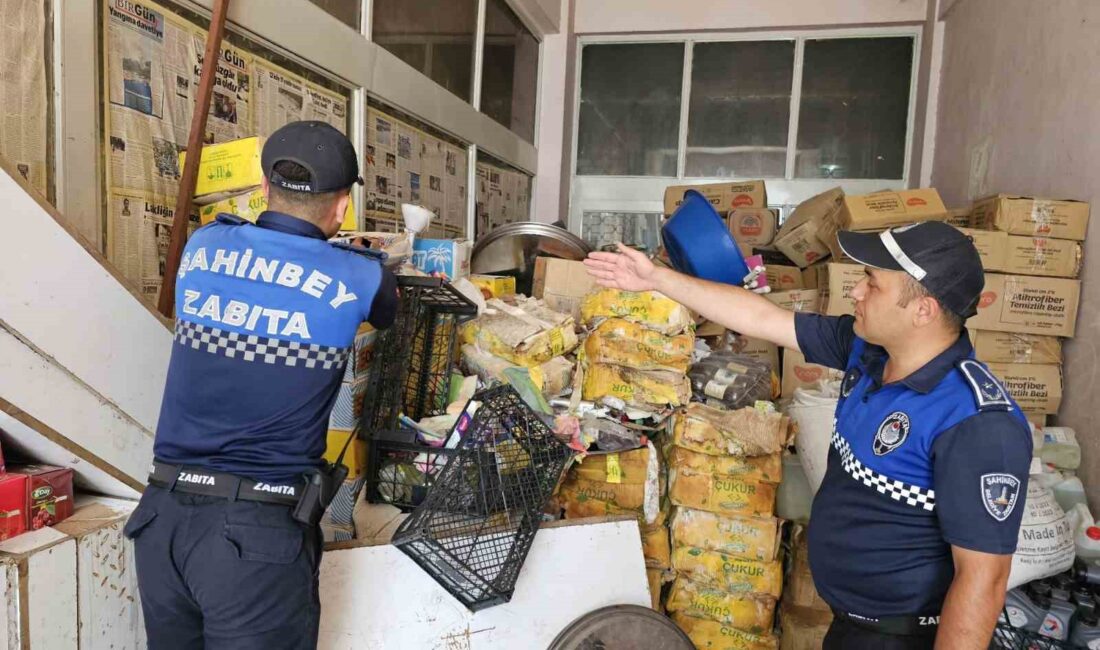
[
  {"left": 837, "top": 221, "right": 985, "bottom": 318},
  {"left": 261, "top": 121, "right": 364, "bottom": 193}
]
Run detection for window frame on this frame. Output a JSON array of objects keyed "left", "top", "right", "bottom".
[{"left": 569, "top": 26, "right": 922, "bottom": 232}]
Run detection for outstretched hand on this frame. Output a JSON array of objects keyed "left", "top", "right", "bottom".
[{"left": 583, "top": 243, "right": 659, "bottom": 292}]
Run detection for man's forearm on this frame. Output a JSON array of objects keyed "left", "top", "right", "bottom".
[
  {"left": 935, "top": 571, "right": 1006, "bottom": 649},
  {"left": 651, "top": 267, "right": 798, "bottom": 349}
]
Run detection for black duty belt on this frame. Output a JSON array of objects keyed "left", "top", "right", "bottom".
[
  {"left": 148, "top": 461, "right": 303, "bottom": 507},
  {"left": 832, "top": 609, "right": 940, "bottom": 636}
]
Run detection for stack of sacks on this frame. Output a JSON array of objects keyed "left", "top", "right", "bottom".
[
  {"left": 460, "top": 297, "right": 579, "bottom": 399},
  {"left": 556, "top": 444, "right": 669, "bottom": 609},
  {"left": 579, "top": 289, "right": 694, "bottom": 412},
  {"left": 665, "top": 403, "right": 788, "bottom": 649}
]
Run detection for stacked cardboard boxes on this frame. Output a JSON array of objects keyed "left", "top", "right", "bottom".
[
  {"left": 664, "top": 404, "right": 787, "bottom": 648},
  {"left": 663, "top": 181, "right": 777, "bottom": 258},
  {"left": 963, "top": 194, "right": 1089, "bottom": 425},
  {"left": 780, "top": 525, "right": 834, "bottom": 650}
]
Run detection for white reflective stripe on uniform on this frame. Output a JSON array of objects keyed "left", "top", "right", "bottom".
[{"left": 879, "top": 230, "right": 927, "bottom": 281}]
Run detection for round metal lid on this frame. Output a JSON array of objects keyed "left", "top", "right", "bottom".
[
  {"left": 547, "top": 605, "right": 695, "bottom": 650},
  {"left": 471, "top": 222, "right": 592, "bottom": 296}
]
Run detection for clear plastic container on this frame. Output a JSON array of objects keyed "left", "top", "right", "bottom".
[
  {"left": 776, "top": 453, "right": 813, "bottom": 523},
  {"left": 1055, "top": 477, "right": 1089, "bottom": 515},
  {"left": 688, "top": 352, "right": 771, "bottom": 410},
  {"left": 1041, "top": 427, "right": 1082, "bottom": 471}
]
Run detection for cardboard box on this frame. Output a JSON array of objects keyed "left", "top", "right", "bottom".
[
  {"left": 199, "top": 186, "right": 358, "bottom": 231},
  {"left": 731, "top": 335, "right": 780, "bottom": 374},
  {"left": 987, "top": 363, "right": 1063, "bottom": 414},
  {"left": 801, "top": 265, "right": 821, "bottom": 290},
  {"left": 780, "top": 605, "right": 834, "bottom": 650},
  {"left": 728, "top": 208, "right": 778, "bottom": 248},
  {"left": 971, "top": 194, "right": 1090, "bottom": 241},
  {"left": 968, "top": 274, "right": 1081, "bottom": 338},
  {"left": 8, "top": 465, "right": 75, "bottom": 530},
  {"left": 971, "top": 331, "right": 1062, "bottom": 365},
  {"left": 958, "top": 227, "right": 1009, "bottom": 270},
  {"left": 786, "top": 525, "right": 830, "bottom": 612},
  {"left": 765, "top": 289, "right": 820, "bottom": 313},
  {"left": 411, "top": 238, "right": 471, "bottom": 280},
  {"left": 0, "top": 473, "right": 27, "bottom": 541},
  {"left": 182, "top": 136, "right": 264, "bottom": 200},
  {"left": 782, "top": 348, "right": 844, "bottom": 397},
  {"left": 765, "top": 264, "right": 804, "bottom": 291},
  {"left": 814, "top": 214, "right": 854, "bottom": 264},
  {"left": 532, "top": 257, "right": 598, "bottom": 322},
  {"left": 944, "top": 207, "right": 972, "bottom": 228},
  {"left": 834, "top": 188, "right": 948, "bottom": 231},
  {"left": 664, "top": 181, "right": 768, "bottom": 215},
  {"left": 817, "top": 263, "right": 865, "bottom": 317},
  {"left": 774, "top": 188, "right": 843, "bottom": 268},
  {"left": 664, "top": 182, "right": 725, "bottom": 214},
  {"left": 469, "top": 274, "right": 516, "bottom": 299},
  {"left": 1001, "top": 236, "right": 1082, "bottom": 278}
]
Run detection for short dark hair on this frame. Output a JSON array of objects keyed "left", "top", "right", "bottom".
[
  {"left": 898, "top": 275, "right": 964, "bottom": 332},
  {"left": 267, "top": 160, "right": 346, "bottom": 222}
]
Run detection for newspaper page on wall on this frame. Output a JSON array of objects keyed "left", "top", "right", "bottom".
[
  {"left": 0, "top": 0, "right": 48, "bottom": 196},
  {"left": 475, "top": 159, "right": 531, "bottom": 239},
  {"left": 253, "top": 59, "right": 346, "bottom": 139},
  {"left": 364, "top": 107, "right": 467, "bottom": 238},
  {"left": 108, "top": 189, "right": 200, "bottom": 298}
]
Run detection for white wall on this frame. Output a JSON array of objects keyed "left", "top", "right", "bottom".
[
  {"left": 930, "top": 0, "right": 1100, "bottom": 501},
  {"left": 532, "top": 0, "right": 572, "bottom": 222}
]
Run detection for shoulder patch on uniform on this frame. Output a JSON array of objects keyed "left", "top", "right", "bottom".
[
  {"left": 957, "top": 359, "right": 1012, "bottom": 411},
  {"left": 981, "top": 473, "right": 1021, "bottom": 522},
  {"left": 330, "top": 241, "right": 388, "bottom": 262},
  {"left": 214, "top": 213, "right": 250, "bottom": 226}
]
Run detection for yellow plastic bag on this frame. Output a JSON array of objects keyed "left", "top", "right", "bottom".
[
  {"left": 671, "top": 546, "right": 782, "bottom": 598},
  {"left": 672, "top": 404, "right": 786, "bottom": 457},
  {"left": 581, "top": 289, "right": 693, "bottom": 335},
  {"left": 669, "top": 470, "right": 778, "bottom": 518},
  {"left": 584, "top": 318, "right": 693, "bottom": 372},
  {"left": 670, "top": 613, "right": 779, "bottom": 650},
  {"left": 666, "top": 448, "right": 782, "bottom": 484},
  {"left": 670, "top": 508, "right": 781, "bottom": 562},
  {"left": 583, "top": 363, "right": 691, "bottom": 408},
  {"left": 666, "top": 578, "right": 776, "bottom": 633}
]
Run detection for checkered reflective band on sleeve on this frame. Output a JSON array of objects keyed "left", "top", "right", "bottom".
[
  {"left": 175, "top": 320, "right": 350, "bottom": 370},
  {"left": 832, "top": 429, "right": 936, "bottom": 511}
]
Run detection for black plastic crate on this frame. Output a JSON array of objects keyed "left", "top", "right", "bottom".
[
  {"left": 991, "top": 620, "right": 1076, "bottom": 649},
  {"left": 358, "top": 276, "right": 477, "bottom": 435},
  {"left": 366, "top": 429, "right": 457, "bottom": 511},
  {"left": 391, "top": 385, "right": 574, "bottom": 611}
]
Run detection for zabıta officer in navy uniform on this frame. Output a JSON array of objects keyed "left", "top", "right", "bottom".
[
  {"left": 585, "top": 221, "right": 1032, "bottom": 649},
  {"left": 125, "top": 121, "right": 398, "bottom": 650}
]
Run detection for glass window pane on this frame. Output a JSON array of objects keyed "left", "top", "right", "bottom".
[
  {"left": 373, "top": 0, "right": 478, "bottom": 102},
  {"left": 482, "top": 0, "right": 539, "bottom": 142},
  {"left": 796, "top": 37, "right": 914, "bottom": 179},
  {"left": 686, "top": 41, "right": 794, "bottom": 179},
  {"left": 577, "top": 43, "right": 684, "bottom": 176},
  {"left": 307, "top": 0, "right": 360, "bottom": 29},
  {"left": 583, "top": 212, "right": 664, "bottom": 253}
]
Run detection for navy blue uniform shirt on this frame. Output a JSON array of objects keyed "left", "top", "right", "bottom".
[
  {"left": 795, "top": 313, "right": 1032, "bottom": 618},
  {"left": 154, "top": 211, "right": 397, "bottom": 484}
]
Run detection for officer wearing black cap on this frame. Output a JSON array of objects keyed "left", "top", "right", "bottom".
[
  {"left": 125, "top": 121, "right": 398, "bottom": 650},
  {"left": 585, "top": 221, "right": 1032, "bottom": 649}
]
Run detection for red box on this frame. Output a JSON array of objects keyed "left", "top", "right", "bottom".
[
  {"left": 0, "top": 473, "right": 28, "bottom": 541},
  {"left": 7, "top": 465, "right": 75, "bottom": 530}
]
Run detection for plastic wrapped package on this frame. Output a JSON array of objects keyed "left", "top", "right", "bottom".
[
  {"left": 670, "top": 508, "right": 782, "bottom": 562},
  {"left": 689, "top": 352, "right": 772, "bottom": 410},
  {"left": 671, "top": 546, "right": 783, "bottom": 598},
  {"left": 666, "top": 447, "right": 782, "bottom": 484},
  {"left": 581, "top": 288, "right": 693, "bottom": 335},
  {"left": 580, "top": 415, "right": 648, "bottom": 452},
  {"left": 673, "top": 404, "right": 787, "bottom": 457},
  {"left": 583, "top": 363, "right": 692, "bottom": 409},
  {"left": 670, "top": 613, "right": 779, "bottom": 650},
  {"left": 461, "top": 345, "right": 574, "bottom": 399},
  {"left": 665, "top": 578, "right": 776, "bottom": 632},
  {"left": 584, "top": 318, "right": 694, "bottom": 373},
  {"left": 669, "top": 469, "right": 778, "bottom": 518},
  {"left": 460, "top": 298, "right": 579, "bottom": 366}
]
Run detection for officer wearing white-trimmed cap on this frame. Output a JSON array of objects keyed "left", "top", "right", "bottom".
[
  {"left": 125, "top": 121, "right": 398, "bottom": 650},
  {"left": 585, "top": 220, "right": 1032, "bottom": 649}
]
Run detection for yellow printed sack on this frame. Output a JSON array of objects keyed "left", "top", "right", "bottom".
[
  {"left": 584, "top": 318, "right": 693, "bottom": 372},
  {"left": 581, "top": 289, "right": 693, "bottom": 335}
]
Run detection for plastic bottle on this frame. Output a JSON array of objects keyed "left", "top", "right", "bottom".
[
  {"left": 1041, "top": 427, "right": 1082, "bottom": 471},
  {"left": 1076, "top": 558, "right": 1100, "bottom": 587},
  {"left": 1055, "top": 476, "right": 1089, "bottom": 514},
  {"left": 1039, "top": 588, "right": 1077, "bottom": 640},
  {"left": 1002, "top": 586, "right": 1047, "bottom": 632},
  {"left": 1070, "top": 598, "right": 1100, "bottom": 649}
]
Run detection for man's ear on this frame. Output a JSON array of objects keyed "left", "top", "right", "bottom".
[
  {"left": 261, "top": 176, "right": 271, "bottom": 200},
  {"left": 915, "top": 295, "right": 940, "bottom": 328},
  {"left": 331, "top": 193, "right": 351, "bottom": 232}
]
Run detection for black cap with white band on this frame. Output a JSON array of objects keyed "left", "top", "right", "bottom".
[
  {"left": 261, "top": 121, "right": 364, "bottom": 194},
  {"left": 837, "top": 221, "right": 985, "bottom": 319}
]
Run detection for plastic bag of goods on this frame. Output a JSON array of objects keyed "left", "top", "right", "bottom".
[
  {"left": 581, "top": 288, "right": 693, "bottom": 335},
  {"left": 584, "top": 318, "right": 694, "bottom": 373},
  {"left": 558, "top": 443, "right": 664, "bottom": 525},
  {"left": 672, "top": 403, "right": 786, "bottom": 457},
  {"left": 788, "top": 380, "right": 841, "bottom": 495},
  {"left": 670, "top": 546, "right": 783, "bottom": 598},
  {"left": 1007, "top": 473, "right": 1075, "bottom": 590},
  {"left": 670, "top": 613, "right": 779, "bottom": 650},
  {"left": 1040, "top": 427, "right": 1081, "bottom": 470},
  {"left": 461, "top": 345, "right": 573, "bottom": 399},
  {"left": 668, "top": 469, "right": 778, "bottom": 518},
  {"left": 670, "top": 508, "right": 782, "bottom": 562},
  {"left": 460, "top": 298, "right": 579, "bottom": 366},
  {"left": 665, "top": 578, "right": 776, "bottom": 632},
  {"left": 689, "top": 352, "right": 772, "bottom": 410},
  {"left": 583, "top": 363, "right": 692, "bottom": 409},
  {"left": 666, "top": 447, "right": 782, "bottom": 484}
]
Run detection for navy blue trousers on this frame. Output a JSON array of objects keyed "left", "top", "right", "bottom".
[{"left": 125, "top": 485, "right": 322, "bottom": 649}]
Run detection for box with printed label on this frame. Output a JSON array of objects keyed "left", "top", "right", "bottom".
[
  {"left": 971, "top": 194, "right": 1090, "bottom": 241},
  {"left": 664, "top": 182, "right": 726, "bottom": 215},
  {"left": 971, "top": 330, "right": 1062, "bottom": 365},
  {"left": 834, "top": 188, "right": 948, "bottom": 231},
  {"left": 764, "top": 264, "right": 804, "bottom": 291},
  {"left": 0, "top": 473, "right": 27, "bottom": 541},
  {"left": 817, "top": 263, "right": 865, "bottom": 317},
  {"left": 719, "top": 181, "right": 769, "bottom": 213},
  {"left": 181, "top": 136, "right": 265, "bottom": 200},
  {"left": 7, "top": 465, "right": 74, "bottom": 530},
  {"left": 199, "top": 187, "right": 358, "bottom": 231},
  {"left": 469, "top": 274, "right": 516, "bottom": 299},
  {"left": 782, "top": 348, "right": 844, "bottom": 398},
  {"left": 986, "top": 363, "right": 1063, "bottom": 414},
  {"left": 411, "top": 239, "right": 472, "bottom": 280},
  {"left": 814, "top": 214, "right": 853, "bottom": 264},
  {"left": 731, "top": 335, "right": 780, "bottom": 375},
  {"left": 944, "top": 207, "right": 972, "bottom": 228},
  {"left": 765, "top": 289, "right": 820, "bottom": 313},
  {"left": 1001, "top": 236, "right": 1082, "bottom": 278},
  {"left": 774, "top": 188, "right": 843, "bottom": 268},
  {"left": 957, "top": 228, "right": 1009, "bottom": 270},
  {"left": 728, "top": 208, "right": 778, "bottom": 248},
  {"left": 532, "top": 257, "right": 598, "bottom": 321},
  {"left": 967, "top": 274, "right": 1081, "bottom": 338}
]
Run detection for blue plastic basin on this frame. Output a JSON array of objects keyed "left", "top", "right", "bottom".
[{"left": 662, "top": 189, "right": 750, "bottom": 285}]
